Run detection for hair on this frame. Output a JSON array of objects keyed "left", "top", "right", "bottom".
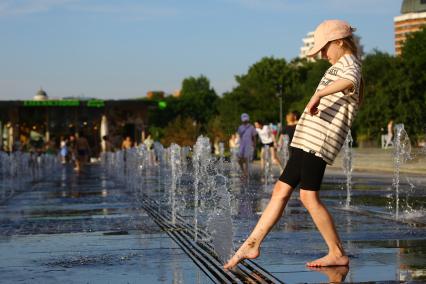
[
  {"left": 341, "top": 36, "right": 358, "bottom": 59},
  {"left": 291, "top": 110, "right": 301, "bottom": 120},
  {"left": 341, "top": 35, "right": 365, "bottom": 105}
]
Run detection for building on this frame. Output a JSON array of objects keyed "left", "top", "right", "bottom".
[
  {"left": 33, "top": 88, "right": 49, "bottom": 101},
  {"left": 299, "top": 31, "right": 364, "bottom": 61},
  {"left": 146, "top": 91, "right": 165, "bottom": 99},
  {"left": 394, "top": 0, "right": 426, "bottom": 56},
  {"left": 299, "top": 32, "right": 320, "bottom": 61},
  {"left": 0, "top": 90, "right": 162, "bottom": 155}
]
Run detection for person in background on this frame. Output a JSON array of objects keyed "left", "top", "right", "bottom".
[
  {"left": 382, "top": 120, "right": 394, "bottom": 149},
  {"left": 229, "top": 133, "right": 239, "bottom": 153},
  {"left": 284, "top": 110, "right": 300, "bottom": 143},
  {"left": 121, "top": 136, "right": 133, "bottom": 150},
  {"left": 277, "top": 110, "right": 300, "bottom": 155},
  {"left": 237, "top": 113, "right": 257, "bottom": 179},
  {"left": 74, "top": 131, "right": 90, "bottom": 171},
  {"left": 68, "top": 134, "right": 76, "bottom": 165},
  {"left": 254, "top": 120, "right": 283, "bottom": 172},
  {"left": 102, "top": 135, "right": 113, "bottom": 152},
  {"left": 143, "top": 133, "right": 154, "bottom": 150},
  {"left": 44, "top": 137, "right": 57, "bottom": 155},
  {"left": 60, "top": 136, "right": 68, "bottom": 164}
]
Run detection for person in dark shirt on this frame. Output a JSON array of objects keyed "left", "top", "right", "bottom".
[{"left": 283, "top": 110, "right": 300, "bottom": 143}]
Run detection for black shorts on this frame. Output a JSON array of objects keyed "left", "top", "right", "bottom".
[
  {"left": 262, "top": 142, "right": 274, "bottom": 148},
  {"left": 278, "top": 147, "right": 327, "bottom": 191}
]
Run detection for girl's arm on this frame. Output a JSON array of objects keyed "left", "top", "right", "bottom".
[
  {"left": 306, "top": 79, "right": 353, "bottom": 115},
  {"left": 316, "top": 79, "right": 354, "bottom": 98}
]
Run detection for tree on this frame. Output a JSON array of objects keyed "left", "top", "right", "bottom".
[
  {"left": 352, "top": 50, "right": 400, "bottom": 144},
  {"left": 146, "top": 75, "right": 218, "bottom": 139},
  {"left": 160, "top": 116, "right": 201, "bottom": 147},
  {"left": 401, "top": 27, "right": 426, "bottom": 141},
  {"left": 216, "top": 57, "right": 330, "bottom": 138},
  {"left": 353, "top": 28, "right": 426, "bottom": 144},
  {"left": 217, "top": 57, "right": 291, "bottom": 135},
  {"left": 179, "top": 75, "right": 219, "bottom": 126}
]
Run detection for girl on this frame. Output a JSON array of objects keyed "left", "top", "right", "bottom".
[{"left": 224, "top": 19, "right": 363, "bottom": 269}]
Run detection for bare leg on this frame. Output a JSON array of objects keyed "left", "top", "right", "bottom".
[
  {"left": 224, "top": 181, "right": 294, "bottom": 269},
  {"left": 260, "top": 148, "right": 265, "bottom": 171},
  {"left": 300, "top": 189, "right": 349, "bottom": 267},
  {"left": 238, "top": 158, "right": 249, "bottom": 178},
  {"left": 74, "top": 157, "right": 81, "bottom": 171}
]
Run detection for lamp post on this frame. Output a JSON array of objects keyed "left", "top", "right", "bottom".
[{"left": 277, "top": 84, "right": 283, "bottom": 133}]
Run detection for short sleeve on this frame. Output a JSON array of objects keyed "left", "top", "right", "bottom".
[
  {"left": 252, "top": 126, "right": 257, "bottom": 137},
  {"left": 339, "top": 64, "right": 361, "bottom": 96}
]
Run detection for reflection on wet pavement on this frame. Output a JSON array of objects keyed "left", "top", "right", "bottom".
[
  {"left": 232, "top": 168, "right": 426, "bottom": 282},
  {"left": 0, "top": 165, "right": 208, "bottom": 283},
  {"left": 0, "top": 164, "right": 425, "bottom": 283}
]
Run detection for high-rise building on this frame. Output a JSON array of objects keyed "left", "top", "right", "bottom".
[
  {"left": 394, "top": 0, "right": 426, "bottom": 56},
  {"left": 299, "top": 32, "right": 319, "bottom": 61}
]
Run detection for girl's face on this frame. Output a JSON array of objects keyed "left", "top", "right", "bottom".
[{"left": 321, "top": 40, "right": 346, "bottom": 65}]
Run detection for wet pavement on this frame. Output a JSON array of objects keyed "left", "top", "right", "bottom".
[
  {"left": 0, "top": 164, "right": 425, "bottom": 283},
  {"left": 0, "top": 165, "right": 209, "bottom": 283}
]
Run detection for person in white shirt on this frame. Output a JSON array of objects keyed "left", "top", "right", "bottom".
[{"left": 254, "top": 120, "right": 283, "bottom": 172}]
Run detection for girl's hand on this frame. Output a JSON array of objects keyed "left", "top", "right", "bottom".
[{"left": 306, "top": 93, "right": 321, "bottom": 115}]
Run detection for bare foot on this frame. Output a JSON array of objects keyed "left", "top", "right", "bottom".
[
  {"left": 308, "top": 266, "right": 349, "bottom": 283},
  {"left": 306, "top": 254, "right": 349, "bottom": 267},
  {"left": 223, "top": 239, "right": 260, "bottom": 269}
]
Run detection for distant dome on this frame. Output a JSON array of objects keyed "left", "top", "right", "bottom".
[
  {"left": 34, "top": 88, "right": 48, "bottom": 101},
  {"left": 401, "top": 0, "right": 426, "bottom": 14}
]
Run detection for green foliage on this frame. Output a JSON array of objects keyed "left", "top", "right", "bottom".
[
  {"left": 180, "top": 75, "right": 219, "bottom": 126},
  {"left": 147, "top": 75, "right": 218, "bottom": 135},
  {"left": 354, "top": 28, "right": 426, "bottom": 143},
  {"left": 148, "top": 28, "right": 426, "bottom": 146},
  {"left": 147, "top": 95, "right": 180, "bottom": 129},
  {"left": 352, "top": 50, "right": 400, "bottom": 142},
  {"left": 217, "top": 57, "right": 330, "bottom": 138},
  {"left": 160, "top": 116, "right": 201, "bottom": 147},
  {"left": 402, "top": 27, "right": 426, "bottom": 140}
]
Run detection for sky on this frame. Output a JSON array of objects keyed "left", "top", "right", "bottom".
[{"left": 0, "top": 0, "right": 403, "bottom": 100}]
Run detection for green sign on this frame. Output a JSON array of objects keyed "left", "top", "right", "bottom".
[
  {"left": 158, "top": 101, "right": 167, "bottom": 109},
  {"left": 24, "top": 100, "right": 80, "bottom": 107},
  {"left": 86, "top": 99, "right": 105, "bottom": 108},
  {"left": 23, "top": 99, "right": 105, "bottom": 108}
]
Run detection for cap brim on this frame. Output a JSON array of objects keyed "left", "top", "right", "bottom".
[{"left": 306, "top": 41, "right": 327, "bottom": 57}]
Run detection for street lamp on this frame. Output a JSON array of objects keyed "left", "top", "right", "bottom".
[{"left": 277, "top": 84, "right": 283, "bottom": 133}]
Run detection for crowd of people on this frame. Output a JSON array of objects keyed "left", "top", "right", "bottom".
[
  {"left": 230, "top": 110, "right": 300, "bottom": 178},
  {"left": 1, "top": 130, "right": 157, "bottom": 172}
]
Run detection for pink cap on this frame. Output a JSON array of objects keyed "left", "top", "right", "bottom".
[{"left": 307, "top": 19, "right": 356, "bottom": 57}]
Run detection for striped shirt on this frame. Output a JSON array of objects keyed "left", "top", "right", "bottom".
[{"left": 291, "top": 54, "right": 362, "bottom": 165}]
